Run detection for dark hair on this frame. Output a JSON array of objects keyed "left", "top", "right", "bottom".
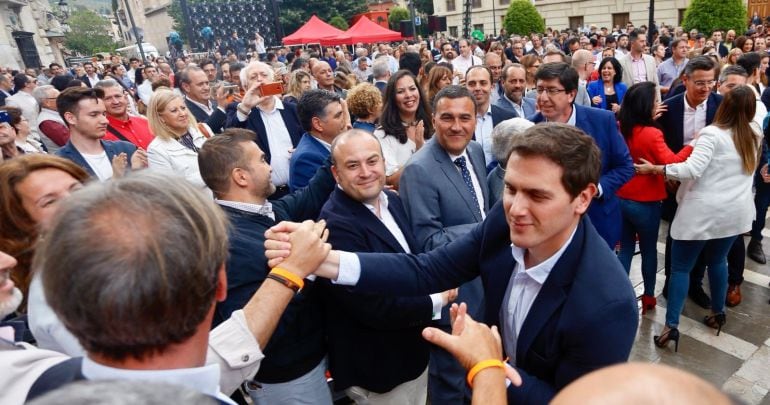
[
  {"left": 683, "top": 56, "right": 716, "bottom": 76},
  {"left": 737, "top": 52, "right": 761, "bottom": 74},
  {"left": 297, "top": 89, "right": 341, "bottom": 132},
  {"left": 598, "top": 57, "right": 623, "bottom": 84},
  {"left": 57, "top": 87, "right": 105, "bottom": 123},
  {"left": 566, "top": 37, "right": 579, "bottom": 48},
  {"left": 291, "top": 57, "right": 308, "bottom": 72},
  {"left": 501, "top": 64, "right": 525, "bottom": 81},
  {"left": 618, "top": 82, "right": 658, "bottom": 138},
  {"left": 49, "top": 62, "right": 62, "bottom": 70},
  {"left": 380, "top": 70, "right": 432, "bottom": 144},
  {"left": 198, "top": 128, "right": 257, "bottom": 198},
  {"left": 534, "top": 62, "right": 579, "bottom": 92},
  {"left": 65, "top": 79, "right": 85, "bottom": 89},
  {"left": 198, "top": 59, "right": 215, "bottom": 70},
  {"left": 0, "top": 105, "right": 23, "bottom": 131},
  {"left": 735, "top": 36, "right": 752, "bottom": 52},
  {"left": 628, "top": 30, "right": 642, "bottom": 42},
  {"left": 229, "top": 62, "right": 245, "bottom": 74},
  {"left": 12, "top": 73, "right": 30, "bottom": 90},
  {"left": 399, "top": 52, "right": 422, "bottom": 76},
  {"left": 129, "top": 57, "right": 140, "bottom": 63},
  {"left": 508, "top": 123, "right": 601, "bottom": 198},
  {"left": 432, "top": 85, "right": 476, "bottom": 115}
]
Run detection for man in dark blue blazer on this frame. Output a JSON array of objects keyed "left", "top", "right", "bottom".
[
  {"left": 466, "top": 66, "right": 517, "bottom": 166},
  {"left": 227, "top": 62, "right": 304, "bottom": 198},
  {"left": 198, "top": 128, "right": 338, "bottom": 404},
  {"left": 318, "top": 130, "right": 451, "bottom": 402},
  {"left": 399, "top": 86, "right": 488, "bottom": 404},
  {"left": 178, "top": 66, "right": 228, "bottom": 134},
  {"left": 494, "top": 64, "right": 537, "bottom": 119},
  {"left": 528, "top": 62, "right": 634, "bottom": 248},
  {"left": 54, "top": 87, "right": 143, "bottom": 180},
  {"left": 269, "top": 123, "right": 638, "bottom": 404},
  {"left": 289, "top": 89, "right": 347, "bottom": 192},
  {"left": 657, "top": 56, "right": 722, "bottom": 306}
]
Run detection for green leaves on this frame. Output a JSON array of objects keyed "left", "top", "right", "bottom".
[
  {"left": 64, "top": 9, "right": 116, "bottom": 55},
  {"left": 682, "top": 0, "right": 747, "bottom": 35},
  {"left": 388, "top": 7, "right": 410, "bottom": 30},
  {"left": 503, "top": 0, "right": 545, "bottom": 37}
]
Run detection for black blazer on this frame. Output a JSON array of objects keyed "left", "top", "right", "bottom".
[
  {"left": 658, "top": 92, "right": 722, "bottom": 153},
  {"left": 318, "top": 188, "right": 432, "bottom": 393},
  {"left": 78, "top": 74, "right": 103, "bottom": 88},
  {"left": 225, "top": 101, "right": 303, "bottom": 164},
  {"left": 0, "top": 90, "right": 9, "bottom": 106},
  {"left": 185, "top": 98, "right": 227, "bottom": 134}
]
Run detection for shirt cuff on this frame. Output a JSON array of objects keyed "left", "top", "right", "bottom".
[
  {"left": 237, "top": 110, "right": 248, "bottom": 122},
  {"left": 333, "top": 251, "right": 361, "bottom": 286},
  {"left": 207, "top": 310, "right": 264, "bottom": 394},
  {"left": 429, "top": 293, "right": 445, "bottom": 320}
]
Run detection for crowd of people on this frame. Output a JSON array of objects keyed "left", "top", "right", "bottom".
[{"left": 0, "top": 17, "right": 768, "bottom": 405}]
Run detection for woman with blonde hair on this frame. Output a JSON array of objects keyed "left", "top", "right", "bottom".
[
  {"left": 283, "top": 70, "right": 312, "bottom": 105},
  {"left": 636, "top": 86, "right": 760, "bottom": 351},
  {"left": 146, "top": 88, "right": 209, "bottom": 191},
  {"left": 725, "top": 48, "right": 743, "bottom": 66}
]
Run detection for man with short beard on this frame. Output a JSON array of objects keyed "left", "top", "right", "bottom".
[
  {"left": 0, "top": 250, "right": 24, "bottom": 342},
  {"left": 494, "top": 64, "right": 537, "bottom": 119}
]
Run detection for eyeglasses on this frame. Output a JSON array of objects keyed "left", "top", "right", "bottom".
[
  {"left": 692, "top": 80, "right": 716, "bottom": 88},
  {"left": 535, "top": 87, "right": 568, "bottom": 96}
]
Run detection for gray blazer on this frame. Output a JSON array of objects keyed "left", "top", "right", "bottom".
[
  {"left": 399, "top": 138, "right": 489, "bottom": 251},
  {"left": 398, "top": 138, "right": 488, "bottom": 325}
]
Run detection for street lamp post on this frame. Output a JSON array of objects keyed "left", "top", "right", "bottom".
[{"left": 122, "top": 0, "right": 147, "bottom": 63}]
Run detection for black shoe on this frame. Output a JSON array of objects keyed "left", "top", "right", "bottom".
[
  {"left": 688, "top": 286, "right": 711, "bottom": 309},
  {"left": 747, "top": 239, "right": 766, "bottom": 264}
]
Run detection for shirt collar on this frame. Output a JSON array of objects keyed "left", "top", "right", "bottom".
[
  {"left": 477, "top": 104, "right": 493, "bottom": 118},
  {"left": 684, "top": 95, "right": 708, "bottom": 112},
  {"left": 185, "top": 95, "right": 212, "bottom": 112},
  {"left": 510, "top": 225, "right": 577, "bottom": 284},
  {"left": 258, "top": 96, "right": 284, "bottom": 114},
  {"left": 361, "top": 191, "right": 389, "bottom": 217},
  {"left": 82, "top": 356, "right": 229, "bottom": 403},
  {"left": 216, "top": 199, "right": 275, "bottom": 220},
  {"left": 312, "top": 135, "right": 332, "bottom": 150},
  {"left": 447, "top": 148, "right": 470, "bottom": 162}
]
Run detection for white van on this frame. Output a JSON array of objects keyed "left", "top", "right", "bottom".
[{"left": 115, "top": 43, "right": 159, "bottom": 60}]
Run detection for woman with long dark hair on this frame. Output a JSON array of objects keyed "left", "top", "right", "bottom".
[
  {"left": 636, "top": 86, "right": 760, "bottom": 351},
  {"left": 587, "top": 57, "right": 627, "bottom": 113},
  {"left": 374, "top": 70, "right": 432, "bottom": 188},
  {"left": 616, "top": 82, "right": 694, "bottom": 314}
]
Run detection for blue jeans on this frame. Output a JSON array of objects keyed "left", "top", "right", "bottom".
[
  {"left": 618, "top": 199, "right": 662, "bottom": 296},
  {"left": 665, "top": 236, "right": 737, "bottom": 327}
]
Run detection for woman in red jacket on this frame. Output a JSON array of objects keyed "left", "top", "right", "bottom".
[{"left": 616, "top": 82, "right": 694, "bottom": 313}]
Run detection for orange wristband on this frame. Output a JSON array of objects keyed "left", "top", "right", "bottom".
[
  {"left": 269, "top": 267, "right": 305, "bottom": 291},
  {"left": 466, "top": 359, "right": 505, "bottom": 387}
]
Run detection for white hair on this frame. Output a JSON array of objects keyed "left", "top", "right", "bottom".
[{"left": 240, "top": 61, "right": 274, "bottom": 88}]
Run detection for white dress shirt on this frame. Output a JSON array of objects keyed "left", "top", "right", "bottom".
[
  {"left": 217, "top": 199, "right": 275, "bottom": 220},
  {"left": 683, "top": 96, "right": 708, "bottom": 145},
  {"left": 474, "top": 104, "right": 495, "bottom": 165},
  {"left": 501, "top": 227, "right": 576, "bottom": 364}
]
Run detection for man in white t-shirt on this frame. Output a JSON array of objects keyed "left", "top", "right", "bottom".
[
  {"left": 55, "top": 87, "right": 147, "bottom": 180},
  {"left": 452, "top": 39, "right": 483, "bottom": 79}
]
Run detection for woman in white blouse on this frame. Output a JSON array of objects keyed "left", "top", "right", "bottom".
[
  {"left": 373, "top": 70, "right": 432, "bottom": 189},
  {"left": 636, "top": 86, "right": 760, "bottom": 352},
  {"left": 146, "top": 88, "right": 209, "bottom": 191}
]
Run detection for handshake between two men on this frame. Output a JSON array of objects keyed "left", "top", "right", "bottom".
[{"left": 264, "top": 220, "right": 521, "bottom": 405}]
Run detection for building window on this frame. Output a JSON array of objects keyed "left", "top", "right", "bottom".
[
  {"left": 678, "top": 9, "right": 687, "bottom": 26},
  {"left": 446, "top": 0, "right": 456, "bottom": 11},
  {"left": 474, "top": 24, "right": 484, "bottom": 33},
  {"left": 569, "top": 16, "right": 583, "bottom": 31},
  {"left": 612, "top": 13, "right": 630, "bottom": 31},
  {"left": 499, "top": 0, "right": 510, "bottom": 5},
  {"left": 472, "top": 0, "right": 482, "bottom": 8},
  {"left": 449, "top": 26, "right": 458, "bottom": 37}
]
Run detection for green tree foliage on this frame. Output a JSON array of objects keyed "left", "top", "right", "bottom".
[
  {"left": 388, "top": 6, "right": 410, "bottom": 30},
  {"left": 329, "top": 15, "right": 349, "bottom": 30},
  {"left": 503, "top": 0, "right": 545, "bottom": 36},
  {"left": 64, "top": 9, "right": 116, "bottom": 55},
  {"left": 682, "top": 0, "right": 747, "bottom": 35}
]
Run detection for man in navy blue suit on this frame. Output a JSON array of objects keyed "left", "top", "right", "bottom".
[
  {"left": 318, "top": 130, "right": 454, "bottom": 404},
  {"left": 289, "top": 89, "right": 348, "bottom": 191},
  {"left": 228, "top": 61, "right": 305, "bottom": 198},
  {"left": 528, "top": 62, "right": 634, "bottom": 248},
  {"left": 54, "top": 87, "right": 146, "bottom": 181},
  {"left": 266, "top": 123, "right": 638, "bottom": 404}
]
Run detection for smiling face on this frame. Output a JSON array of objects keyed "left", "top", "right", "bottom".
[
  {"left": 101, "top": 85, "right": 128, "bottom": 118},
  {"left": 536, "top": 78, "right": 576, "bottom": 122},
  {"left": 394, "top": 75, "right": 420, "bottom": 117},
  {"left": 600, "top": 61, "right": 616, "bottom": 82},
  {"left": 15, "top": 168, "right": 84, "bottom": 231},
  {"left": 331, "top": 133, "right": 385, "bottom": 206},
  {"left": 432, "top": 96, "right": 475, "bottom": 155},
  {"left": 503, "top": 153, "right": 590, "bottom": 263},
  {"left": 503, "top": 66, "right": 526, "bottom": 103},
  {"left": 159, "top": 97, "right": 190, "bottom": 134},
  {"left": 184, "top": 69, "right": 211, "bottom": 104},
  {"left": 0, "top": 122, "right": 14, "bottom": 146},
  {"left": 466, "top": 68, "right": 492, "bottom": 109}
]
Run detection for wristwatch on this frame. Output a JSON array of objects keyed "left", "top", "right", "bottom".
[{"left": 237, "top": 103, "right": 251, "bottom": 116}]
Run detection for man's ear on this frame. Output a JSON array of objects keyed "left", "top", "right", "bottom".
[
  {"left": 231, "top": 167, "right": 249, "bottom": 187},
  {"left": 64, "top": 111, "right": 76, "bottom": 126},
  {"left": 574, "top": 183, "right": 598, "bottom": 215},
  {"left": 215, "top": 264, "right": 227, "bottom": 302},
  {"left": 311, "top": 116, "right": 324, "bottom": 133}
]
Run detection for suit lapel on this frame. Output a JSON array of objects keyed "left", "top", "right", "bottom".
[
  {"left": 467, "top": 144, "right": 489, "bottom": 213},
  {"left": 279, "top": 108, "right": 302, "bottom": 146},
  {"left": 385, "top": 190, "right": 420, "bottom": 253},
  {"left": 61, "top": 142, "right": 95, "bottom": 177},
  {"left": 433, "top": 142, "right": 483, "bottom": 221},
  {"left": 248, "top": 111, "right": 271, "bottom": 161},
  {"left": 515, "top": 218, "right": 586, "bottom": 363},
  {"left": 335, "top": 189, "right": 407, "bottom": 253}
]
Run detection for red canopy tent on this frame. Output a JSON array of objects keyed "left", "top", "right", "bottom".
[
  {"left": 335, "top": 17, "right": 404, "bottom": 45},
  {"left": 282, "top": 15, "right": 345, "bottom": 46}
]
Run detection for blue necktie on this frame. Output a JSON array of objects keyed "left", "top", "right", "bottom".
[{"left": 454, "top": 156, "right": 480, "bottom": 216}]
